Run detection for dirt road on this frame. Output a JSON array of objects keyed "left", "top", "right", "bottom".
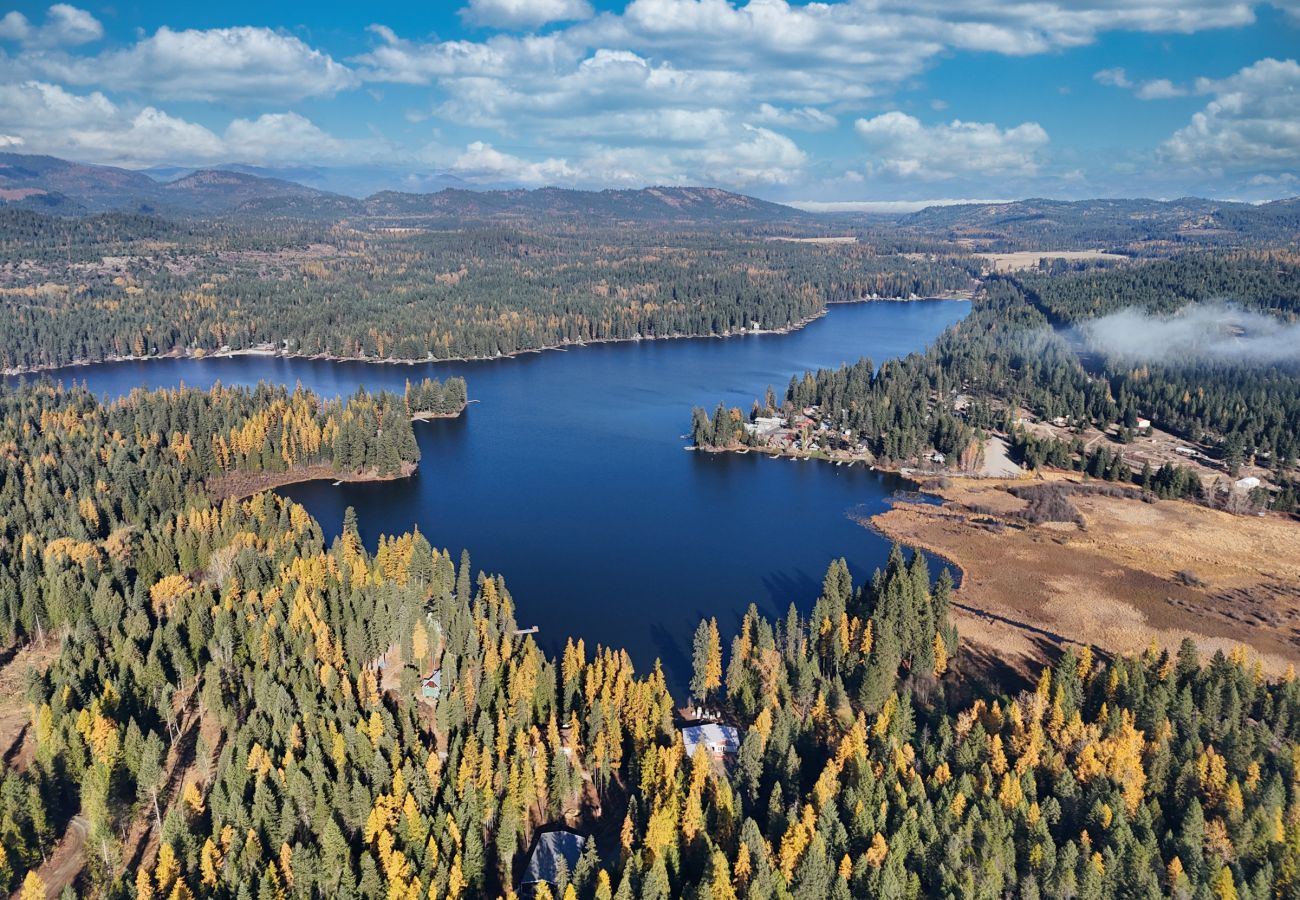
[{"left": 37, "top": 815, "right": 87, "bottom": 898}]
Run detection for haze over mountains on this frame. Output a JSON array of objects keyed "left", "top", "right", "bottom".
[{"left": 1, "top": 151, "right": 1298, "bottom": 247}]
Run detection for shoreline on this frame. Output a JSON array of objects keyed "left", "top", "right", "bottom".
[
  {"left": 691, "top": 439, "right": 949, "bottom": 485},
  {"left": 209, "top": 405, "right": 466, "bottom": 500},
  {"left": 412, "top": 403, "right": 471, "bottom": 421},
  {"left": 0, "top": 294, "right": 973, "bottom": 378},
  {"left": 208, "top": 460, "right": 420, "bottom": 502}
]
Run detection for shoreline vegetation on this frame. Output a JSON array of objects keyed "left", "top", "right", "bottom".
[
  {"left": 210, "top": 399, "right": 468, "bottom": 500},
  {"left": 0, "top": 293, "right": 973, "bottom": 378}
]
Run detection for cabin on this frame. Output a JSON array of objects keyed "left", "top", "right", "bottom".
[
  {"left": 1136, "top": 417, "right": 1152, "bottom": 431},
  {"left": 421, "top": 670, "right": 442, "bottom": 701},
  {"left": 681, "top": 723, "right": 741, "bottom": 758},
  {"left": 521, "top": 829, "right": 586, "bottom": 894}
]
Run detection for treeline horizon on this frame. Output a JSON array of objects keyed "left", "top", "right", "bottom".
[{"left": 0, "top": 208, "right": 978, "bottom": 372}]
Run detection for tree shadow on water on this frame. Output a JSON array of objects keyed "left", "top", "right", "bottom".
[
  {"left": 648, "top": 622, "right": 695, "bottom": 696},
  {"left": 759, "top": 567, "right": 821, "bottom": 620}
]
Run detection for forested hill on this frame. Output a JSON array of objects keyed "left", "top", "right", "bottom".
[
  {"left": 1015, "top": 251, "right": 1300, "bottom": 320},
  {"left": 708, "top": 253, "right": 1300, "bottom": 505},
  {"left": 0, "top": 208, "right": 978, "bottom": 371},
  {"left": 889, "top": 197, "right": 1300, "bottom": 251},
  {"left": 360, "top": 186, "right": 812, "bottom": 227}
]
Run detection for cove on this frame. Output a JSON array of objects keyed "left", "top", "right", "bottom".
[{"left": 18, "top": 300, "right": 967, "bottom": 690}]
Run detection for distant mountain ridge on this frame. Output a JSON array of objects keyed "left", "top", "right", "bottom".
[
  {"left": 0, "top": 152, "right": 810, "bottom": 224},
  {"left": 0, "top": 153, "right": 346, "bottom": 216},
  {"left": 139, "top": 162, "right": 480, "bottom": 198},
  {"left": 1, "top": 153, "right": 1296, "bottom": 244}
]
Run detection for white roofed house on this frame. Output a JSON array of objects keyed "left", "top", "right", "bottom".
[{"left": 681, "top": 723, "right": 741, "bottom": 758}]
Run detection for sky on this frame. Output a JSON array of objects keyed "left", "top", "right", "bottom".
[{"left": 0, "top": 0, "right": 1297, "bottom": 204}]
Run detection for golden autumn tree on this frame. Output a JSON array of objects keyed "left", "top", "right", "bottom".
[{"left": 690, "top": 617, "right": 723, "bottom": 707}]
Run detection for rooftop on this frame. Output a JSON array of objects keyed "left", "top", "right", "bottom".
[
  {"left": 681, "top": 723, "right": 741, "bottom": 756},
  {"left": 522, "top": 829, "right": 586, "bottom": 887}
]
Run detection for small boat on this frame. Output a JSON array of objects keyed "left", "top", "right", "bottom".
[{"left": 332, "top": 480, "right": 342, "bottom": 486}]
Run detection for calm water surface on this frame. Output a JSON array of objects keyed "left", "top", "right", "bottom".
[{"left": 21, "top": 300, "right": 967, "bottom": 689}]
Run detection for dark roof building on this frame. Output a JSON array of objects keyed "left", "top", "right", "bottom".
[{"left": 522, "top": 829, "right": 586, "bottom": 890}]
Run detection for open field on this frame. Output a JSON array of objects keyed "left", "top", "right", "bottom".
[
  {"left": 871, "top": 473, "right": 1300, "bottom": 680},
  {"left": 764, "top": 235, "right": 859, "bottom": 244},
  {"left": 0, "top": 640, "right": 59, "bottom": 771},
  {"left": 974, "top": 249, "right": 1131, "bottom": 272}
]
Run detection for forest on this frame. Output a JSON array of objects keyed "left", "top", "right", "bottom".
[
  {"left": 0, "top": 209, "right": 978, "bottom": 372},
  {"left": 0, "top": 377, "right": 1298, "bottom": 899},
  {"left": 695, "top": 253, "right": 1300, "bottom": 509}
]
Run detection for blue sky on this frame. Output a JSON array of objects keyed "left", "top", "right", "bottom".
[{"left": 0, "top": 0, "right": 1296, "bottom": 204}]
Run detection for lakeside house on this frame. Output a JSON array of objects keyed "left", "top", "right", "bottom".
[
  {"left": 681, "top": 723, "right": 741, "bottom": 758},
  {"left": 521, "top": 829, "right": 587, "bottom": 894},
  {"left": 745, "top": 416, "right": 788, "bottom": 441}
]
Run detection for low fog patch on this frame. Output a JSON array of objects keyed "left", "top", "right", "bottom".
[{"left": 1080, "top": 301, "right": 1300, "bottom": 365}]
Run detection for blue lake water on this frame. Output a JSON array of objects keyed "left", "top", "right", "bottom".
[{"left": 18, "top": 300, "right": 968, "bottom": 689}]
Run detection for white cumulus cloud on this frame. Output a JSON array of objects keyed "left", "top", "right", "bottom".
[
  {"left": 1135, "top": 78, "right": 1186, "bottom": 99},
  {"left": 750, "top": 103, "right": 837, "bottom": 131},
  {"left": 0, "top": 4, "right": 102, "bottom": 47},
  {"left": 18, "top": 25, "right": 357, "bottom": 102},
  {"left": 1161, "top": 58, "right": 1300, "bottom": 171},
  {"left": 452, "top": 141, "right": 578, "bottom": 184},
  {"left": 0, "top": 80, "right": 391, "bottom": 167},
  {"left": 0, "top": 81, "right": 224, "bottom": 163},
  {"left": 854, "top": 111, "right": 1049, "bottom": 180},
  {"left": 1094, "top": 66, "right": 1187, "bottom": 99},
  {"left": 461, "top": 0, "right": 594, "bottom": 29}
]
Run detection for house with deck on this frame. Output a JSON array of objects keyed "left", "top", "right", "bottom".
[{"left": 681, "top": 723, "right": 741, "bottom": 758}]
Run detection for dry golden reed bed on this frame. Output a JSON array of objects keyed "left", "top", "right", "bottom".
[{"left": 871, "top": 473, "right": 1300, "bottom": 679}]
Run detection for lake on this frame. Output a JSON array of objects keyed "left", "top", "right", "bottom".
[{"left": 20, "top": 300, "right": 968, "bottom": 690}]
